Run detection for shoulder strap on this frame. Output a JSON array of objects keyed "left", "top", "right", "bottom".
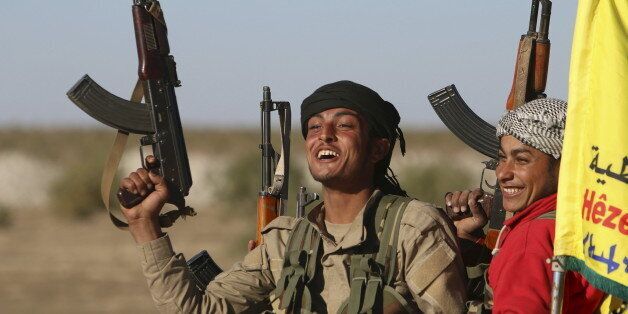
[
  {"left": 536, "top": 210, "right": 556, "bottom": 220},
  {"left": 274, "top": 218, "right": 320, "bottom": 312},
  {"left": 377, "top": 196, "right": 410, "bottom": 285},
  {"left": 346, "top": 195, "right": 411, "bottom": 314}
]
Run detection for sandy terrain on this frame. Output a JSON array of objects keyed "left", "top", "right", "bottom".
[
  {"left": 0, "top": 147, "right": 252, "bottom": 313},
  {"left": 0, "top": 204, "right": 251, "bottom": 313}
]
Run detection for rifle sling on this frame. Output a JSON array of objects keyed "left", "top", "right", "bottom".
[
  {"left": 101, "top": 79, "right": 196, "bottom": 229},
  {"left": 268, "top": 103, "right": 291, "bottom": 206},
  {"left": 101, "top": 79, "right": 144, "bottom": 229}
]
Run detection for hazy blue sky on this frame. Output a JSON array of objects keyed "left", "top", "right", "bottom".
[{"left": 0, "top": 1, "right": 578, "bottom": 129}]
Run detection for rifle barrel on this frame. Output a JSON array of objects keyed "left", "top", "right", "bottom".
[
  {"left": 538, "top": 0, "right": 552, "bottom": 42},
  {"left": 260, "top": 86, "right": 274, "bottom": 193},
  {"left": 527, "top": 0, "right": 541, "bottom": 36}
]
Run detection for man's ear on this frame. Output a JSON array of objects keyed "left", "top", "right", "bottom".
[{"left": 370, "top": 138, "right": 390, "bottom": 163}]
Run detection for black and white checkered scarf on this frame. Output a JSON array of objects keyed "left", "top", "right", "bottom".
[{"left": 496, "top": 98, "right": 567, "bottom": 159}]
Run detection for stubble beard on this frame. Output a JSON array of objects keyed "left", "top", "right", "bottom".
[
  {"left": 309, "top": 164, "right": 336, "bottom": 184},
  {"left": 308, "top": 161, "right": 373, "bottom": 191}
]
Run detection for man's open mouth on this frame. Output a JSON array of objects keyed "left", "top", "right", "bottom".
[{"left": 317, "top": 149, "right": 339, "bottom": 160}]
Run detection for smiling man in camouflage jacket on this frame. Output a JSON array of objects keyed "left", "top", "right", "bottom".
[{"left": 120, "top": 80, "right": 467, "bottom": 313}]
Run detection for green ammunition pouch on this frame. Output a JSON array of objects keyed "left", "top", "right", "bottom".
[
  {"left": 273, "top": 195, "right": 413, "bottom": 314},
  {"left": 274, "top": 217, "right": 321, "bottom": 313}
]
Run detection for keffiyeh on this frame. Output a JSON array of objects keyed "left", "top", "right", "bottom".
[{"left": 496, "top": 98, "right": 567, "bottom": 159}]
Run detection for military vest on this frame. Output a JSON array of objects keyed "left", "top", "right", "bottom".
[{"left": 273, "top": 195, "right": 414, "bottom": 314}]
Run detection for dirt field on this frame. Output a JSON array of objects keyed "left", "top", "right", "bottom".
[{"left": 0, "top": 205, "right": 251, "bottom": 313}]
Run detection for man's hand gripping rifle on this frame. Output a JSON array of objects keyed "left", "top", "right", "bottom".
[
  {"left": 66, "top": 0, "right": 194, "bottom": 228},
  {"left": 428, "top": 0, "right": 552, "bottom": 249}
]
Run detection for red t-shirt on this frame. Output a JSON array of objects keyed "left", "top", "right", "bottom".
[{"left": 487, "top": 193, "right": 605, "bottom": 313}]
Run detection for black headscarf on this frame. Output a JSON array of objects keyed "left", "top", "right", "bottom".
[{"left": 301, "top": 80, "right": 407, "bottom": 196}]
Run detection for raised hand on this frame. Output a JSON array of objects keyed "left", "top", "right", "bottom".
[
  {"left": 119, "top": 155, "right": 170, "bottom": 243},
  {"left": 445, "top": 188, "right": 492, "bottom": 242}
]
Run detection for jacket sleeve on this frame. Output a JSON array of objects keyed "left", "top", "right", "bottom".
[
  {"left": 399, "top": 201, "right": 467, "bottom": 313},
  {"left": 138, "top": 234, "right": 275, "bottom": 313}
]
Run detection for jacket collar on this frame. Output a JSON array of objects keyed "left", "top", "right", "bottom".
[
  {"left": 491, "top": 193, "right": 557, "bottom": 256},
  {"left": 307, "top": 189, "right": 383, "bottom": 250},
  {"left": 503, "top": 193, "right": 557, "bottom": 229}
]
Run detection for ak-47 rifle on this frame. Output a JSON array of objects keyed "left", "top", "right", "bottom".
[
  {"left": 67, "top": 0, "right": 226, "bottom": 288},
  {"left": 256, "top": 87, "right": 291, "bottom": 246},
  {"left": 187, "top": 88, "right": 293, "bottom": 289},
  {"left": 429, "top": 0, "right": 552, "bottom": 249},
  {"left": 67, "top": 0, "right": 195, "bottom": 228}
]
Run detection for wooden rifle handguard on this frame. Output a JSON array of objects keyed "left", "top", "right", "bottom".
[{"left": 255, "top": 195, "right": 279, "bottom": 246}]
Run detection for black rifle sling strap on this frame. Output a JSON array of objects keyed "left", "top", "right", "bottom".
[{"left": 101, "top": 79, "right": 143, "bottom": 229}]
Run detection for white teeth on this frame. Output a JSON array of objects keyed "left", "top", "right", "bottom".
[
  {"left": 317, "top": 149, "right": 339, "bottom": 159},
  {"left": 504, "top": 188, "right": 522, "bottom": 194}
]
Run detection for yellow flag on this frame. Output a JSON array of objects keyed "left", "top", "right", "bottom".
[{"left": 555, "top": 0, "right": 627, "bottom": 302}]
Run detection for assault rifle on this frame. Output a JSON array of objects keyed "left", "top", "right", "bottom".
[
  {"left": 67, "top": 0, "right": 225, "bottom": 288},
  {"left": 66, "top": 0, "right": 195, "bottom": 227},
  {"left": 429, "top": 0, "right": 552, "bottom": 249},
  {"left": 256, "top": 87, "right": 291, "bottom": 246},
  {"left": 189, "top": 87, "right": 293, "bottom": 288}
]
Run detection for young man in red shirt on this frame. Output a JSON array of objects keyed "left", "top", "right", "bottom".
[{"left": 447, "top": 98, "right": 606, "bottom": 313}]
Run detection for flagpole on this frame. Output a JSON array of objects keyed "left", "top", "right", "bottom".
[{"left": 550, "top": 256, "right": 566, "bottom": 314}]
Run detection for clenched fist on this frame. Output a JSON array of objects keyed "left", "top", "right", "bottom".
[
  {"left": 119, "top": 156, "right": 170, "bottom": 243},
  {"left": 445, "top": 188, "right": 492, "bottom": 242}
]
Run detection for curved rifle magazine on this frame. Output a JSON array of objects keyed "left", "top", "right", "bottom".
[{"left": 428, "top": 85, "right": 499, "bottom": 159}]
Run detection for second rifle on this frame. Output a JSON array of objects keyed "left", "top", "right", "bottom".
[
  {"left": 256, "top": 87, "right": 291, "bottom": 246},
  {"left": 428, "top": 0, "right": 553, "bottom": 249}
]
